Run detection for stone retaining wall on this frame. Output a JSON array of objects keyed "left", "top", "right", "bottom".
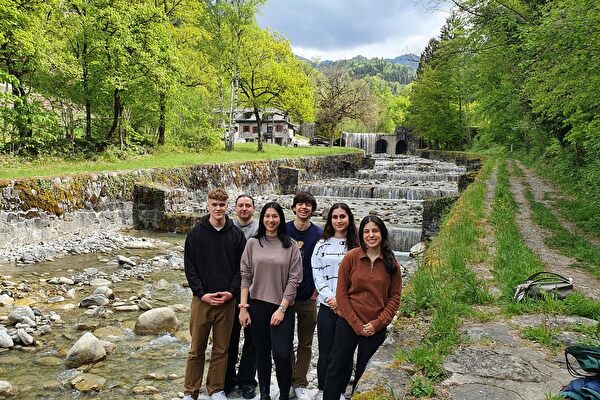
[
  {"left": 415, "top": 149, "right": 484, "bottom": 172},
  {"left": 0, "top": 154, "right": 363, "bottom": 249}
]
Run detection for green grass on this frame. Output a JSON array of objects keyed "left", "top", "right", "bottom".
[
  {"left": 522, "top": 325, "right": 560, "bottom": 350},
  {"left": 524, "top": 153, "right": 600, "bottom": 238},
  {"left": 556, "top": 197, "right": 600, "bottom": 237},
  {"left": 527, "top": 190, "right": 600, "bottom": 275},
  {"left": 491, "top": 161, "right": 545, "bottom": 300},
  {"left": 0, "top": 143, "right": 359, "bottom": 179},
  {"left": 399, "top": 157, "right": 494, "bottom": 387}
]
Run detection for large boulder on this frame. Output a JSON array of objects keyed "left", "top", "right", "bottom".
[
  {"left": 65, "top": 332, "right": 106, "bottom": 368},
  {"left": 134, "top": 307, "right": 179, "bottom": 335}
]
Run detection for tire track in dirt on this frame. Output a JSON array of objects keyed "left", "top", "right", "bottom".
[
  {"left": 514, "top": 160, "right": 600, "bottom": 249},
  {"left": 508, "top": 159, "right": 600, "bottom": 300}
]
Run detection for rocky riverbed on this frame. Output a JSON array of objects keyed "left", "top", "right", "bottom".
[{"left": 0, "top": 228, "right": 420, "bottom": 399}]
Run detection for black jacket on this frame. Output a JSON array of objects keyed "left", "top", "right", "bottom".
[{"left": 184, "top": 215, "right": 246, "bottom": 298}]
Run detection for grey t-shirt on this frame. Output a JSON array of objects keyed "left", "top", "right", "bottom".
[{"left": 234, "top": 219, "right": 258, "bottom": 240}]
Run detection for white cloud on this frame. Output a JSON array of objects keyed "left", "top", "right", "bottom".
[{"left": 258, "top": 0, "right": 449, "bottom": 60}]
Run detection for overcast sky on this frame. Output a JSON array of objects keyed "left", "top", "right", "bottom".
[{"left": 257, "top": 0, "right": 450, "bottom": 61}]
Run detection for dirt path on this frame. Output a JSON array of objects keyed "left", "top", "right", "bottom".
[
  {"left": 508, "top": 159, "right": 600, "bottom": 300},
  {"left": 514, "top": 160, "right": 600, "bottom": 249}
]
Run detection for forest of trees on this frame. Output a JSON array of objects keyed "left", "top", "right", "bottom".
[
  {"left": 407, "top": 0, "right": 598, "bottom": 169},
  {"left": 4, "top": 0, "right": 596, "bottom": 203},
  {"left": 0, "top": 0, "right": 411, "bottom": 157}
]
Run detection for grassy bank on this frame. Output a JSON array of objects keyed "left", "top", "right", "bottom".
[
  {"left": 398, "top": 157, "right": 494, "bottom": 395},
  {"left": 396, "top": 158, "right": 600, "bottom": 397},
  {"left": 492, "top": 161, "right": 600, "bottom": 343},
  {"left": 0, "top": 143, "right": 359, "bottom": 179}
]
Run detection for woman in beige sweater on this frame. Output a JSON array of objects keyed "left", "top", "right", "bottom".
[{"left": 239, "top": 201, "right": 302, "bottom": 400}]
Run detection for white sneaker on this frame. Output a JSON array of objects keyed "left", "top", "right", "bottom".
[
  {"left": 313, "top": 390, "right": 323, "bottom": 400},
  {"left": 182, "top": 395, "right": 195, "bottom": 400},
  {"left": 340, "top": 395, "right": 346, "bottom": 400},
  {"left": 210, "top": 391, "right": 228, "bottom": 400},
  {"left": 295, "top": 387, "right": 310, "bottom": 400}
]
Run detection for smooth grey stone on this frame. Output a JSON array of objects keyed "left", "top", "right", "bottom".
[
  {"left": 17, "top": 328, "right": 34, "bottom": 345},
  {"left": 116, "top": 255, "right": 136, "bottom": 266},
  {"left": 0, "top": 330, "right": 14, "bottom": 348},
  {"left": 79, "top": 294, "right": 110, "bottom": 308},
  {"left": 449, "top": 383, "right": 523, "bottom": 400},
  {"left": 8, "top": 307, "right": 35, "bottom": 324},
  {"left": 47, "top": 296, "right": 65, "bottom": 304}
]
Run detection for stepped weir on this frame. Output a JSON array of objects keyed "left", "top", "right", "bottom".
[
  {"left": 295, "top": 154, "right": 465, "bottom": 251},
  {"left": 143, "top": 154, "right": 467, "bottom": 253}
]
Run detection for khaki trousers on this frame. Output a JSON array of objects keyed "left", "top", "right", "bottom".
[
  {"left": 291, "top": 298, "right": 317, "bottom": 388},
  {"left": 184, "top": 296, "right": 235, "bottom": 396}
]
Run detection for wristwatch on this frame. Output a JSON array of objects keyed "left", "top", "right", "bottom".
[{"left": 278, "top": 306, "right": 287, "bottom": 313}]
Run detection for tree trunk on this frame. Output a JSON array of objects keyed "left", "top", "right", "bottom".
[
  {"left": 253, "top": 107, "right": 263, "bottom": 152},
  {"left": 107, "top": 87, "right": 123, "bottom": 141},
  {"left": 158, "top": 91, "right": 166, "bottom": 145},
  {"left": 82, "top": 39, "right": 92, "bottom": 140},
  {"left": 11, "top": 79, "right": 33, "bottom": 138}
]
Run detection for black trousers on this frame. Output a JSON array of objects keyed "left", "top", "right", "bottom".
[
  {"left": 323, "top": 317, "right": 386, "bottom": 400},
  {"left": 225, "top": 304, "right": 258, "bottom": 393},
  {"left": 250, "top": 299, "right": 295, "bottom": 400},
  {"left": 316, "top": 305, "right": 351, "bottom": 391}
]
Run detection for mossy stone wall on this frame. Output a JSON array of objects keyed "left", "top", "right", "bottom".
[{"left": 0, "top": 154, "right": 364, "bottom": 249}]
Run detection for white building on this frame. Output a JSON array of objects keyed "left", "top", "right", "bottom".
[{"left": 233, "top": 108, "right": 297, "bottom": 146}]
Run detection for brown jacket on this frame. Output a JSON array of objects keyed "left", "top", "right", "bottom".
[{"left": 336, "top": 247, "right": 402, "bottom": 334}]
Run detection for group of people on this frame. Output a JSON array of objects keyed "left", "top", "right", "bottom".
[{"left": 182, "top": 188, "right": 402, "bottom": 400}]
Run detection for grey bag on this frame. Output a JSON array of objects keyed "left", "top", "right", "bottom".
[{"left": 514, "top": 271, "right": 574, "bottom": 302}]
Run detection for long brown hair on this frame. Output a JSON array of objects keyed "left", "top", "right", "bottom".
[
  {"left": 358, "top": 215, "right": 397, "bottom": 275},
  {"left": 322, "top": 203, "right": 358, "bottom": 250}
]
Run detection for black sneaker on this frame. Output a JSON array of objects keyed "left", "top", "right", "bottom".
[{"left": 241, "top": 384, "right": 257, "bottom": 399}]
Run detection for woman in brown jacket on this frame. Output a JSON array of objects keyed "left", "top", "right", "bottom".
[{"left": 323, "top": 215, "right": 402, "bottom": 400}]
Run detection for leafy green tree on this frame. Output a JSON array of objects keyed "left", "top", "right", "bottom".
[
  {"left": 367, "top": 76, "right": 410, "bottom": 133},
  {"left": 407, "top": 14, "right": 471, "bottom": 149},
  {"left": 0, "top": 0, "right": 54, "bottom": 149},
  {"left": 523, "top": 0, "right": 600, "bottom": 165},
  {"left": 237, "top": 26, "right": 314, "bottom": 151},
  {"left": 315, "top": 67, "right": 378, "bottom": 144},
  {"left": 203, "top": 0, "right": 265, "bottom": 150}
]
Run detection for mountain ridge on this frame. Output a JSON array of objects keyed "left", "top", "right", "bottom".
[{"left": 297, "top": 53, "right": 419, "bottom": 69}]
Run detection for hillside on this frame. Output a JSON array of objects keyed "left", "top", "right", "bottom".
[{"left": 299, "top": 54, "right": 418, "bottom": 85}]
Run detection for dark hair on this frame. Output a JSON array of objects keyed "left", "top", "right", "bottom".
[
  {"left": 322, "top": 203, "right": 358, "bottom": 250},
  {"left": 291, "top": 191, "right": 317, "bottom": 214},
  {"left": 235, "top": 194, "right": 255, "bottom": 206},
  {"left": 358, "top": 216, "right": 397, "bottom": 276},
  {"left": 255, "top": 201, "right": 292, "bottom": 248}
]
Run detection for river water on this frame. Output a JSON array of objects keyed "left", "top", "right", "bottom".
[{"left": 0, "top": 233, "right": 193, "bottom": 399}]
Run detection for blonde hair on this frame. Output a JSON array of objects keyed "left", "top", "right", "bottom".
[{"left": 208, "top": 188, "right": 229, "bottom": 201}]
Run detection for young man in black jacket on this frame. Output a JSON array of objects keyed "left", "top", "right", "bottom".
[{"left": 183, "top": 188, "right": 247, "bottom": 400}]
